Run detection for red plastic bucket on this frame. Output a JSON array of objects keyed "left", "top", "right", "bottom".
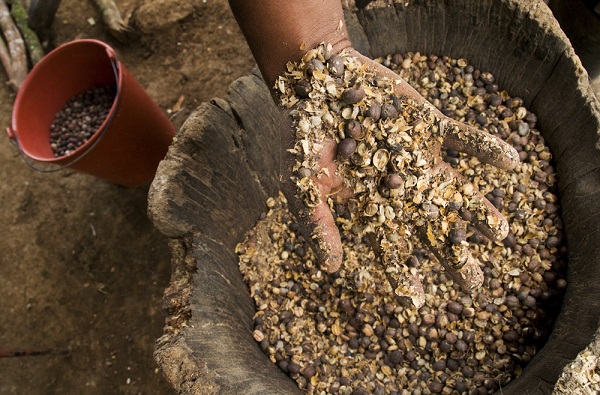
[{"left": 6, "top": 39, "right": 175, "bottom": 187}]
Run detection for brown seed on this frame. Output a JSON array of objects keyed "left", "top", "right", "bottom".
[
  {"left": 345, "top": 120, "right": 363, "bottom": 139},
  {"left": 365, "top": 101, "right": 382, "bottom": 121},
  {"left": 463, "top": 331, "right": 476, "bottom": 343},
  {"left": 384, "top": 173, "right": 403, "bottom": 189},
  {"left": 429, "top": 381, "right": 443, "bottom": 393},
  {"left": 422, "top": 314, "right": 436, "bottom": 326},
  {"left": 455, "top": 339, "right": 468, "bottom": 352},
  {"left": 380, "top": 103, "right": 398, "bottom": 120},
  {"left": 448, "top": 227, "right": 467, "bottom": 245},
  {"left": 458, "top": 209, "right": 472, "bottom": 222},
  {"left": 546, "top": 236, "right": 560, "bottom": 248},
  {"left": 503, "top": 232, "right": 517, "bottom": 248},
  {"left": 503, "top": 330, "right": 519, "bottom": 343},
  {"left": 447, "top": 301, "right": 463, "bottom": 315},
  {"left": 488, "top": 94, "right": 502, "bottom": 107},
  {"left": 294, "top": 79, "right": 312, "bottom": 98},
  {"left": 388, "top": 350, "right": 403, "bottom": 365},
  {"left": 462, "top": 365, "right": 475, "bottom": 378},
  {"left": 305, "top": 58, "right": 324, "bottom": 76},
  {"left": 440, "top": 340, "right": 452, "bottom": 353},
  {"left": 337, "top": 138, "right": 357, "bottom": 159},
  {"left": 301, "top": 364, "right": 316, "bottom": 378},
  {"left": 327, "top": 54, "right": 345, "bottom": 77},
  {"left": 341, "top": 87, "right": 366, "bottom": 104},
  {"left": 288, "top": 362, "right": 301, "bottom": 374},
  {"left": 445, "top": 332, "right": 458, "bottom": 344},
  {"left": 432, "top": 359, "right": 446, "bottom": 371}
]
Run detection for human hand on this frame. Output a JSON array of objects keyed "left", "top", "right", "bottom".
[{"left": 276, "top": 45, "right": 519, "bottom": 307}]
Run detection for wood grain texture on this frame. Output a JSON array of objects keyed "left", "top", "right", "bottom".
[{"left": 148, "top": 1, "right": 600, "bottom": 393}]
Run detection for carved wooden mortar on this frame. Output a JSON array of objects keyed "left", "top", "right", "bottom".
[{"left": 148, "top": 1, "right": 600, "bottom": 393}]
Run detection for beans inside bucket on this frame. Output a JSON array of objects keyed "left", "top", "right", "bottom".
[{"left": 49, "top": 84, "right": 116, "bottom": 157}]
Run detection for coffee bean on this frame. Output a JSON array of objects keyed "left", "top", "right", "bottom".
[
  {"left": 50, "top": 85, "right": 115, "bottom": 157},
  {"left": 384, "top": 173, "right": 403, "bottom": 189},
  {"left": 447, "top": 301, "right": 463, "bottom": 315},
  {"left": 345, "top": 120, "right": 364, "bottom": 139},
  {"left": 380, "top": 103, "right": 398, "bottom": 120},
  {"left": 341, "top": 88, "right": 366, "bottom": 104},
  {"left": 432, "top": 359, "right": 446, "bottom": 371},
  {"left": 327, "top": 54, "right": 345, "bottom": 77},
  {"left": 448, "top": 227, "right": 467, "bottom": 245},
  {"left": 388, "top": 350, "right": 403, "bottom": 365},
  {"left": 428, "top": 381, "right": 443, "bottom": 393},
  {"left": 337, "top": 138, "right": 357, "bottom": 159},
  {"left": 305, "top": 58, "right": 324, "bottom": 76},
  {"left": 365, "top": 101, "right": 382, "bottom": 121},
  {"left": 295, "top": 79, "right": 312, "bottom": 98}
]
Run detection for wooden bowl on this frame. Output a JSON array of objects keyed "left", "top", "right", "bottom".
[{"left": 148, "top": 1, "right": 600, "bottom": 393}]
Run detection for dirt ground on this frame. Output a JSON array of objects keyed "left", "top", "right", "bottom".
[{"left": 0, "top": 0, "right": 254, "bottom": 394}]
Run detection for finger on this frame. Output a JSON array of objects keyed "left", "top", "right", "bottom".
[
  {"left": 463, "top": 192, "right": 509, "bottom": 242},
  {"left": 285, "top": 138, "right": 347, "bottom": 273},
  {"left": 441, "top": 118, "right": 519, "bottom": 171},
  {"left": 414, "top": 220, "right": 483, "bottom": 292},
  {"left": 354, "top": 53, "right": 518, "bottom": 172},
  {"left": 309, "top": 196, "right": 344, "bottom": 272},
  {"left": 367, "top": 232, "right": 426, "bottom": 308},
  {"left": 433, "top": 163, "right": 509, "bottom": 242}
]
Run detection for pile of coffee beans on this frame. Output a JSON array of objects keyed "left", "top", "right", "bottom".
[
  {"left": 237, "top": 48, "right": 567, "bottom": 395},
  {"left": 49, "top": 85, "right": 116, "bottom": 157}
]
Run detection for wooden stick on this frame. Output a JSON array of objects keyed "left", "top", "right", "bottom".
[
  {"left": 10, "top": 0, "right": 44, "bottom": 64},
  {"left": 0, "top": 25, "right": 11, "bottom": 78},
  {"left": 0, "top": 0, "right": 27, "bottom": 89},
  {"left": 92, "top": 0, "right": 130, "bottom": 42}
]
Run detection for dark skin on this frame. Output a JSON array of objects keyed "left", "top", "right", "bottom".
[{"left": 229, "top": 0, "right": 519, "bottom": 301}]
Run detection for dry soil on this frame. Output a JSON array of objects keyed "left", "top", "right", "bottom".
[{"left": 0, "top": 0, "right": 254, "bottom": 393}]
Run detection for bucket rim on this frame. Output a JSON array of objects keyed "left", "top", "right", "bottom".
[{"left": 9, "top": 39, "right": 123, "bottom": 164}]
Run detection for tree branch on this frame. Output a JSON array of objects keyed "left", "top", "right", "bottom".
[
  {"left": 0, "top": 0, "right": 27, "bottom": 89},
  {"left": 10, "top": 0, "right": 44, "bottom": 64},
  {"left": 92, "top": 0, "right": 130, "bottom": 42}
]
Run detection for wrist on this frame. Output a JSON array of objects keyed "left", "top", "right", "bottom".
[{"left": 229, "top": 1, "right": 352, "bottom": 89}]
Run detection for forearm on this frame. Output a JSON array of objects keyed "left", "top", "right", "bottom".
[{"left": 228, "top": 0, "right": 351, "bottom": 89}]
